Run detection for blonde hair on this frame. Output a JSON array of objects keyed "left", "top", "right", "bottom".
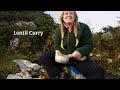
[{"left": 59, "top": 11, "right": 80, "bottom": 49}]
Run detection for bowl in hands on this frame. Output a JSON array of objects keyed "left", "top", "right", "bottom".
[{"left": 55, "top": 54, "right": 72, "bottom": 64}]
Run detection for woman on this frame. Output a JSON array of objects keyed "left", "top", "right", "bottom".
[{"left": 39, "top": 11, "right": 105, "bottom": 79}]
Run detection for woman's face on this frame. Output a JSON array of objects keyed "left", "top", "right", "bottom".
[{"left": 63, "top": 11, "right": 75, "bottom": 24}]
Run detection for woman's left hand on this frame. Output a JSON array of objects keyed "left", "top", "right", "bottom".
[
  {"left": 72, "top": 51, "right": 86, "bottom": 61},
  {"left": 72, "top": 51, "right": 81, "bottom": 60}
]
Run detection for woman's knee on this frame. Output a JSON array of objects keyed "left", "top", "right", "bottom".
[
  {"left": 39, "top": 51, "right": 55, "bottom": 64},
  {"left": 97, "top": 66, "right": 105, "bottom": 79},
  {"left": 39, "top": 52, "right": 48, "bottom": 63},
  {"left": 40, "top": 52, "right": 47, "bottom": 58},
  {"left": 88, "top": 64, "right": 105, "bottom": 79}
]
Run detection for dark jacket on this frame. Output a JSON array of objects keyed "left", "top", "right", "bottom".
[{"left": 54, "top": 22, "right": 93, "bottom": 56}]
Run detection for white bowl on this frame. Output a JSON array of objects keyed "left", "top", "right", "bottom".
[{"left": 55, "top": 55, "right": 69, "bottom": 64}]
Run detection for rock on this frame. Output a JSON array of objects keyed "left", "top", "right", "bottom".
[
  {"left": 101, "top": 31, "right": 113, "bottom": 40},
  {"left": 96, "top": 54, "right": 101, "bottom": 57},
  {"left": 107, "top": 59, "right": 113, "bottom": 64},
  {"left": 118, "top": 54, "right": 120, "bottom": 59},
  {"left": 89, "top": 53, "right": 93, "bottom": 57}
]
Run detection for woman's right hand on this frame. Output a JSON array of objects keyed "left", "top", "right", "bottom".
[{"left": 55, "top": 50, "right": 62, "bottom": 55}]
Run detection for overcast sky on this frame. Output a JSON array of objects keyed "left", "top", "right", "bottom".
[{"left": 45, "top": 11, "right": 120, "bottom": 33}]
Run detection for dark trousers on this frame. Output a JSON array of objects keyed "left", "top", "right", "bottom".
[{"left": 39, "top": 51, "right": 105, "bottom": 79}]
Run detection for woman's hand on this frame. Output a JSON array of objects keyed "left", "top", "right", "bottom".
[
  {"left": 72, "top": 51, "right": 81, "bottom": 60},
  {"left": 72, "top": 51, "right": 86, "bottom": 61},
  {"left": 55, "top": 50, "right": 62, "bottom": 55}
]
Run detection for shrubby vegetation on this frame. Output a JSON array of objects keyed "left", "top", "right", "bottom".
[
  {"left": 0, "top": 11, "right": 55, "bottom": 78},
  {"left": 92, "top": 26, "right": 120, "bottom": 79}
]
